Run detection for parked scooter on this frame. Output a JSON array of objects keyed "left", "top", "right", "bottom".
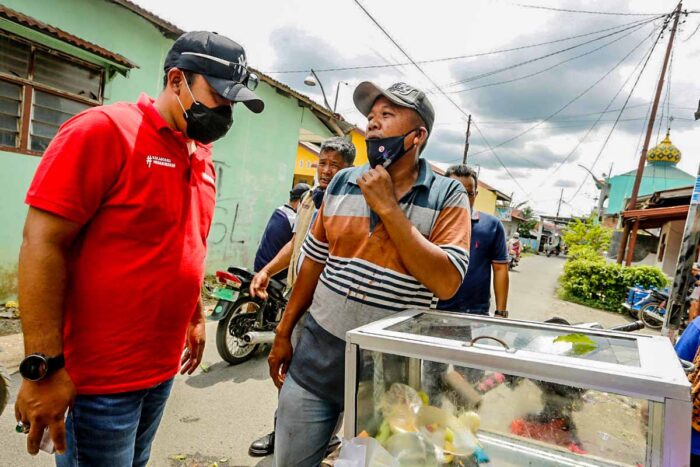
[{"left": 208, "top": 267, "right": 288, "bottom": 365}]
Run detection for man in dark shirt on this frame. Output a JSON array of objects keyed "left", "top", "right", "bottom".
[
  {"left": 438, "top": 164, "right": 509, "bottom": 317},
  {"left": 253, "top": 183, "right": 310, "bottom": 281}
]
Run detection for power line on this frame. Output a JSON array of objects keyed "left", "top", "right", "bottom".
[
  {"left": 514, "top": 3, "right": 663, "bottom": 16},
  {"left": 568, "top": 21, "right": 667, "bottom": 203},
  {"left": 352, "top": 0, "right": 530, "bottom": 194},
  {"left": 528, "top": 32, "right": 661, "bottom": 197},
  {"left": 460, "top": 27, "right": 657, "bottom": 162},
  {"left": 445, "top": 20, "right": 651, "bottom": 95},
  {"left": 436, "top": 15, "right": 664, "bottom": 91},
  {"left": 262, "top": 16, "right": 658, "bottom": 74}
]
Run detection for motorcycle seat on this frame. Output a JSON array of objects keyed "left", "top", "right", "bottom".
[
  {"left": 652, "top": 290, "right": 669, "bottom": 299},
  {"left": 227, "top": 266, "right": 254, "bottom": 281}
]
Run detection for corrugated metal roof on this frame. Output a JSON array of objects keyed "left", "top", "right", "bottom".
[
  {"left": 0, "top": 4, "right": 137, "bottom": 69},
  {"left": 108, "top": 0, "right": 184, "bottom": 40}
]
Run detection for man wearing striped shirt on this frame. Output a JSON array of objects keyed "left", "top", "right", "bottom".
[{"left": 269, "top": 81, "right": 471, "bottom": 466}]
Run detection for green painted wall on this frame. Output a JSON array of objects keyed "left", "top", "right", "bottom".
[
  {"left": 0, "top": 0, "right": 333, "bottom": 275},
  {"left": 606, "top": 163, "right": 695, "bottom": 215}
]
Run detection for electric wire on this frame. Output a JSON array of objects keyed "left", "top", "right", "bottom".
[
  {"left": 352, "top": 0, "right": 536, "bottom": 191},
  {"left": 460, "top": 27, "right": 657, "bottom": 161},
  {"left": 435, "top": 15, "right": 664, "bottom": 91},
  {"left": 514, "top": 3, "right": 663, "bottom": 17},
  {"left": 262, "top": 16, "right": 659, "bottom": 74},
  {"left": 445, "top": 21, "right": 651, "bottom": 95},
  {"left": 527, "top": 33, "right": 659, "bottom": 198},
  {"left": 567, "top": 22, "right": 667, "bottom": 203}
]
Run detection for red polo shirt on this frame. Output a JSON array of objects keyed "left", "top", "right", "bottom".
[{"left": 26, "top": 94, "right": 217, "bottom": 394}]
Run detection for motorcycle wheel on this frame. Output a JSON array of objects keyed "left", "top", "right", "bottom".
[
  {"left": 640, "top": 303, "right": 664, "bottom": 330},
  {"left": 216, "top": 298, "right": 261, "bottom": 365},
  {"left": 0, "top": 365, "right": 9, "bottom": 416}
]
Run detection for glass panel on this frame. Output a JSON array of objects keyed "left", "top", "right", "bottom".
[
  {"left": 387, "top": 313, "right": 641, "bottom": 366},
  {"left": 0, "top": 35, "right": 30, "bottom": 78},
  {"left": 355, "top": 350, "right": 650, "bottom": 466},
  {"left": 33, "top": 51, "right": 101, "bottom": 100},
  {"left": 30, "top": 90, "right": 90, "bottom": 152},
  {"left": 0, "top": 80, "right": 21, "bottom": 148}
]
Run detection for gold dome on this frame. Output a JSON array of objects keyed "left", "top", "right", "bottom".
[{"left": 647, "top": 131, "right": 681, "bottom": 165}]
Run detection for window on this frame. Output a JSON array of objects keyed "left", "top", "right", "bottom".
[{"left": 0, "top": 32, "right": 103, "bottom": 155}]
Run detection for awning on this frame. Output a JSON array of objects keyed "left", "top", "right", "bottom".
[{"left": 621, "top": 205, "right": 689, "bottom": 229}]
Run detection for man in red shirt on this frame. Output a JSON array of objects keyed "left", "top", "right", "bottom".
[{"left": 14, "top": 31, "right": 263, "bottom": 466}]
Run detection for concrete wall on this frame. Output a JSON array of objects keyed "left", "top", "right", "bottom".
[
  {"left": 0, "top": 0, "right": 334, "bottom": 275},
  {"left": 474, "top": 186, "right": 497, "bottom": 215},
  {"left": 658, "top": 220, "right": 685, "bottom": 276}
]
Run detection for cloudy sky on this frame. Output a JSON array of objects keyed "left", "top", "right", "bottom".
[{"left": 135, "top": 0, "right": 700, "bottom": 217}]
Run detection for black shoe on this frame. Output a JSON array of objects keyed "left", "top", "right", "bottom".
[{"left": 249, "top": 431, "right": 275, "bottom": 457}]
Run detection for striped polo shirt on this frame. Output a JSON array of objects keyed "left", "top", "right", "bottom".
[
  {"left": 287, "top": 158, "right": 471, "bottom": 406},
  {"left": 303, "top": 157, "right": 471, "bottom": 335}
]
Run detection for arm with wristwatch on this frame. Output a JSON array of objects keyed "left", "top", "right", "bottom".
[
  {"left": 15, "top": 207, "right": 79, "bottom": 456},
  {"left": 493, "top": 262, "right": 510, "bottom": 319}
]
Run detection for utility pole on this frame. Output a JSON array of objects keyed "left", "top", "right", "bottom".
[
  {"left": 462, "top": 115, "right": 472, "bottom": 165},
  {"left": 556, "top": 189, "right": 564, "bottom": 218},
  {"left": 617, "top": 3, "right": 682, "bottom": 266}
]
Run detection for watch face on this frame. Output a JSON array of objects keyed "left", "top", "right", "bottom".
[{"left": 20, "top": 354, "right": 48, "bottom": 381}]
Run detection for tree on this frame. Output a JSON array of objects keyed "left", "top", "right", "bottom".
[
  {"left": 562, "top": 215, "right": 612, "bottom": 253},
  {"left": 517, "top": 206, "right": 537, "bottom": 238}
]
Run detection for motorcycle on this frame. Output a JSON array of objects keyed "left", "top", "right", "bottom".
[
  {"left": 508, "top": 254, "right": 519, "bottom": 270},
  {"left": 208, "top": 267, "right": 288, "bottom": 365},
  {"left": 623, "top": 285, "right": 691, "bottom": 330}
]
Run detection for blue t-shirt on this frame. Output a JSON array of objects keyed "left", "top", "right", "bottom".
[
  {"left": 253, "top": 204, "right": 295, "bottom": 276},
  {"left": 675, "top": 318, "right": 700, "bottom": 455},
  {"left": 438, "top": 211, "right": 508, "bottom": 313}
]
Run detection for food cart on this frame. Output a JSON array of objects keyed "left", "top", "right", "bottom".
[{"left": 344, "top": 310, "right": 691, "bottom": 466}]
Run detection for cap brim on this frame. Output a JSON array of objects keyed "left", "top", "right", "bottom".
[
  {"left": 204, "top": 75, "right": 264, "bottom": 113},
  {"left": 352, "top": 81, "right": 412, "bottom": 117}
]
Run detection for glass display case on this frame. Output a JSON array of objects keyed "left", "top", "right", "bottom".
[{"left": 344, "top": 310, "right": 691, "bottom": 467}]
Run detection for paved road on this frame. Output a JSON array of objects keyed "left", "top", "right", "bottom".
[{"left": 0, "top": 254, "right": 640, "bottom": 466}]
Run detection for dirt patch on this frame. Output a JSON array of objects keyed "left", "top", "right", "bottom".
[
  {"left": 168, "top": 452, "right": 234, "bottom": 467},
  {"left": 0, "top": 319, "right": 21, "bottom": 337}
]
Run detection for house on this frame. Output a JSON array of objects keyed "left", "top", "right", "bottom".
[
  {"left": 618, "top": 185, "right": 694, "bottom": 276},
  {"left": 292, "top": 127, "right": 369, "bottom": 186},
  {"left": 600, "top": 132, "right": 694, "bottom": 227},
  {"left": 0, "top": 0, "right": 348, "bottom": 275}
]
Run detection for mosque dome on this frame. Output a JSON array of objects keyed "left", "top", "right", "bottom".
[{"left": 647, "top": 131, "right": 681, "bottom": 165}]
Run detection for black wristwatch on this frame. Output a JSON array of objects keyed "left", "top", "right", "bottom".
[
  {"left": 495, "top": 310, "right": 509, "bottom": 318},
  {"left": 19, "top": 353, "right": 65, "bottom": 382}
]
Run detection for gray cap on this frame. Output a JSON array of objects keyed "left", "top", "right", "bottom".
[{"left": 353, "top": 81, "right": 435, "bottom": 133}]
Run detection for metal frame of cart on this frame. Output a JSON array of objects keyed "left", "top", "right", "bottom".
[{"left": 344, "top": 309, "right": 691, "bottom": 467}]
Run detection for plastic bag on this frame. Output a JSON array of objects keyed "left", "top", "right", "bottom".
[{"left": 336, "top": 437, "right": 399, "bottom": 467}]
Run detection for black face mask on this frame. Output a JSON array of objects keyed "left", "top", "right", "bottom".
[
  {"left": 177, "top": 75, "right": 233, "bottom": 144},
  {"left": 366, "top": 128, "right": 420, "bottom": 169}
]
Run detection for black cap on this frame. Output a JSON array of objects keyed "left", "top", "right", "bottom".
[
  {"left": 290, "top": 183, "right": 311, "bottom": 201},
  {"left": 353, "top": 81, "right": 434, "bottom": 133},
  {"left": 164, "top": 31, "right": 264, "bottom": 113}
]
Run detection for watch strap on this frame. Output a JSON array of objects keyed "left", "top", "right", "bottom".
[{"left": 47, "top": 354, "right": 65, "bottom": 375}]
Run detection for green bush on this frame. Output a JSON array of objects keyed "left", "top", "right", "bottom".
[
  {"left": 559, "top": 258, "right": 667, "bottom": 312},
  {"left": 567, "top": 245, "right": 604, "bottom": 263}
]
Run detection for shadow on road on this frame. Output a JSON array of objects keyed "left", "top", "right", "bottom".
[
  {"left": 254, "top": 457, "right": 273, "bottom": 467},
  {"left": 185, "top": 349, "right": 270, "bottom": 389}
]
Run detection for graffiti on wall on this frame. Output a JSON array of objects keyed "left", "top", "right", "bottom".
[{"left": 208, "top": 160, "right": 248, "bottom": 267}]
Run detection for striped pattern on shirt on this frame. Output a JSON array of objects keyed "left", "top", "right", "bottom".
[{"left": 300, "top": 159, "right": 471, "bottom": 339}]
